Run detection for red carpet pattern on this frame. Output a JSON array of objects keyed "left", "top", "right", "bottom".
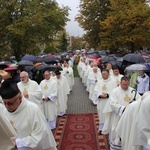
[{"left": 54, "top": 113, "right": 109, "bottom": 150}]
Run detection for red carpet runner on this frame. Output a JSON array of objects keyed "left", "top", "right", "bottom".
[{"left": 54, "top": 113, "right": 109, "bottom": 150}]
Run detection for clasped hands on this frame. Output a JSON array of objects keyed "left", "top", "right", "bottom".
[
  {"left": 99, "top": 93, "right": 109, "bottom": 99},
  {"left": 42, "top": 97, "right": 50, "bottom": 101},
  {"left": 23, "top": 91, "right": 29, "bottom": 98}
]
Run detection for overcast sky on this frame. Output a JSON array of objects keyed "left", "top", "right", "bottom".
[{"left": 56, "top": 0, "right": 85, "bottom": 37}]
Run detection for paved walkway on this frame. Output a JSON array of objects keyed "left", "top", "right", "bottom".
[{"left": 66, "top": 77, "right": 97, "bottom": 114}]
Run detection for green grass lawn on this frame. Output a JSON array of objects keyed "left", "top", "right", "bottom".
[{"left": 73, "top": 64, "right": 79, "bottom": 77}]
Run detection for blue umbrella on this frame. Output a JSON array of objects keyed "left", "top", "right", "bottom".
[
  {"left": 18, "top": 60, "right": 33, "bottom": 66},
  {"left": 21, "top": 55, "right": 36, "bottom": 62}
]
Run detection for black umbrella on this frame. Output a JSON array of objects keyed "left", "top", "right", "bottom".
[
  {"left": 18, "top": 60, "right": 34, "bottom": 66},
  {"left": 34, "top": 57, "right": 43, "bottom": 63},
  {"left": 67, "top": 50, "right": 73, "bottom": 53},
  {"left": 21, "top": 54, "right": 36, "bottom": 62},
  {"left": 63, "top": 57, "right": 70, "bottom": 62},
  {"left": 49, "top": 65, "right": 63, "bottom": 71},
  {"left": 36, "top": 64, "right": 62, "bottom": 71},
  {"left": 24, "top": 66, "right": 34, "bottom": 72},
  {"left": 41, "top": 56, "right": 58, "bottom": 64},
  {"left": 123, "top": 53, "right": 145, "bottom": 63},
  {"left": 0, "top": 61, "right": 13, "bottom": 70},
  {"left": 101, "top": 56, "right": 116, "bottom": 63},
  {"left": 0, "top": 63, "right": 8, "bottom": 70},
  {"left": 36, "top": 64, "right": 51, "bottom": 71},
  {"left": 145, "top": 58, "right": 150, "bottom": 63}
]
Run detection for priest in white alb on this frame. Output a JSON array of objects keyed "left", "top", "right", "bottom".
[
  {"left": 81, "top": 61, "right": 89, "bottom": 83},
  {"left": 116, "top": 91, "right": 150, "bottom": 150},
  {"left": 0, "top": 104, "right": 17, "bottom": 150},
  {"left": 86, "top": 62, "right": 100, "bottom": 92},
  {"left": 61, "top": 61, "right": 74, "bottom": 91},
  {"left": 88, "top": 67, "right": 102, "bottom": 105},
  {"left": 17, "top": 71, "right": 43, "bottom": 112},
  {"left": 0, "top": 78, "right": 57, "bottom": 150},
  {"left": 133, "top": 92, "right": 150, "bottom": 150},
  {"left": 54, "top": 70, "right": 70, "bottom": 116},
  {"left": 40, "top": 70, "right": 58, "bottom": 129},
  {"left": 83, "top": 61, "right": 94, "bottom": 88},
  {"left": 94, "top": 69, "right": 117, "bottom": 132},
  {"left": 77, "top": 57, "right": 85, "bottom": 78},
  {"left": 103, "top": 76, "right": 141, "bottom": 150},
  {"left": 111, "top": 65, "right": 124, "bottom": 86}
]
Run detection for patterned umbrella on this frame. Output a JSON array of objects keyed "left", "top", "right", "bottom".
[{"left": 125, "top": 64, "right": 149, "bottom": 72}]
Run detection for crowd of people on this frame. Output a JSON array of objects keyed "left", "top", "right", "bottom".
[
  {"left": 77, "top": 53, "right": 150, "bottom": 150},
  {"left": 0, "top": 51, "right": 150, "bottom": 150},
  {"left": 0, "top": 57, "right": 74, "bottom": 149}
]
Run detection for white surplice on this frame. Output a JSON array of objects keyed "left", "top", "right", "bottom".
[
  {"left": 0, "top": 104, "right": 17, "bottom": 150},
  {"left": 17, "top": 79, "right": 43, "bottom": 111},
  {"left": 54, "top": 75, "right": 70, "bottom": 116},
  {"left": 83, "top": 65, "right": 92, "bottom": 87},
  {"left": 88, "top": 70, "right": 102, "bottom": 105},
  {"left": 86, "top": 67, "right": 101, "bottom": 92},
  {"left": 77, "top": 59, "right": 85, "bottom": 78},
  {"left": 81, "top": 62, "right": 88, "bottom": 83},
  {"left": 133, "top": 95, "right": 150, "bottom": 149},
  {"left": 103, "top": 86, "right": 141, "bottom": 149},
  {"left": 40, "top": 78, "right": 58, "bottom": 129},
  {"left": 111, "top": 74, "right": 123, "bottom": 86},
  {"left": 3, "top": 99, "right": 57, "bottom": 150},
  {"left": 116, "top": 100, "right": 142, "bottom": 150},
  {"left": 94, "top": 77, "right": 117, "bottom": 131},
  {"left": 61, "top": 66, "right": 74, "bottom": 91}
]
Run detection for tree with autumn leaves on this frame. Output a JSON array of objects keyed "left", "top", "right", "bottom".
[
  {"left": 76, "top": 0, "right": 150, "bottom": 52},
  {"left": 0, "top": 0, "right": 69, "bottom": 60}
]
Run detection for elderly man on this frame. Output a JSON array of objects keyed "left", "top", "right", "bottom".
[
  {"left": 0, "top": 78, "right": 57, "bottom": 150},
  {"left": 86, "top": 62, "right": 101, "bottom": 92},
  {"left": 88, "top": 67, "right": 102, "bottom": 105},
  {"left": 103, "top": 76, "right": 141, "bottom": 150},
  {"left": 40, "top": 70, "right": 58, "bottom": 129},
  {"left": 94, "top": 69, "right": 116, "bottom": 132},
  {"left": 17, "top": 71, "right": 43, "bottom": 112}
]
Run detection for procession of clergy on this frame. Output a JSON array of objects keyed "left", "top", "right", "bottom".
[
  {"left": 0, "top": 52, "right": 150, "bottom": 150},
  {"left": 0, "top": 59, "right": 74, "bottom": 150},
  {"left": 77, "top": 55, "right": 150, "bottom": 150}
]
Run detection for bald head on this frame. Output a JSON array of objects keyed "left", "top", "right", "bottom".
[
  {"left": 93, "top": 67, "right": 98, "bottom": 73},
  {"left": 93, "top": 62, "right": 98, "bottom": 67},
  {"left": 44, "top": 70, "right": 50, "bottom": 80},
  {"left": 20, "top": 71, "right": 29, "bottom": 83}
]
